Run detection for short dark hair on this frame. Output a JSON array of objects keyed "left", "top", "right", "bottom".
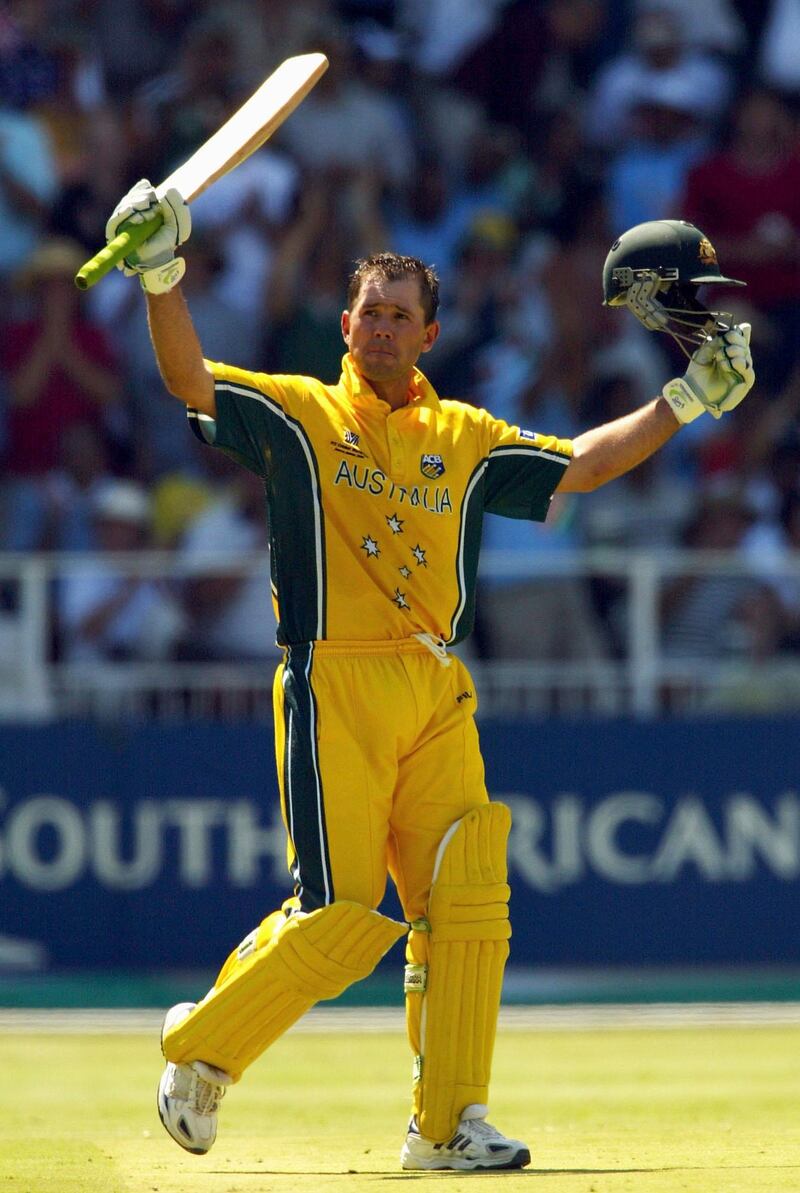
[{"left": 347, "top": 252, "right": 440, "bottom": 323}]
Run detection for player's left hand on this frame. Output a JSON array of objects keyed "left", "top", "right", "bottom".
[
  {"left": 105, "top": 179, "right": 191, "bottom": 292},
  {"left": 662, "top": 324, "right": 755, "bottom": 424}
]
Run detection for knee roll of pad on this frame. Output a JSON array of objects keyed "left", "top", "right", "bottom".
[
  {"left": 405, "top": 803, "right": 512, "bottom": 1142},
  {"left": 164, "top": 901, "right": 406, "bottom": 1079}
]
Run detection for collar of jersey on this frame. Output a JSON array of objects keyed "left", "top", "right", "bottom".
[{"left": 340, "top": 353, "right": 441, "bottom": 412}]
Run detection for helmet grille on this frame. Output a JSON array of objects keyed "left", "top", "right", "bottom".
[{"left": 621, "top": 270, "right": 733, "bottom": 357}]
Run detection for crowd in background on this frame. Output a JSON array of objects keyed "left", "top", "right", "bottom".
[{"left": 1, "top": 0, "right": 800, "bottom": 696}]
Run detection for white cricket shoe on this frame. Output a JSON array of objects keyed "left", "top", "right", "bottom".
[
  {"left": 156, "top": 1001, "right": 232, "bottom": 1154},
  {"left": 400, "top": 1103, "right": 531, "bottom": 1171}
]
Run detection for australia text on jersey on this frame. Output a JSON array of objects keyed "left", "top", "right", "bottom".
[{"left": 333, "top": 459, "right": 453, "bottom": 515}]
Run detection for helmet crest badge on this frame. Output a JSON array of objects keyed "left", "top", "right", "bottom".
[{"left": 698, "top": 237, "right": 717, "bottom": 267}]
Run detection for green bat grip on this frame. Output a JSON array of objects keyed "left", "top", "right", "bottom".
[{"left": 74, "top": 211, "right": 165, "bottom": 290}]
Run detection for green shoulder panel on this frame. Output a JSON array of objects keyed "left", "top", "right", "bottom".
[
  {"left": 191, "top": 380, "right": 327, "bottom": 644},
  {"left": 484, "top": 447, "right": 569, "bottom": 521}
]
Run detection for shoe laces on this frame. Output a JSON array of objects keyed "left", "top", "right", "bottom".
[
  {"left": 461, "top": 1116, "right": 503, "bottom": 1141},
  {"left": 168, "top": 1063, "right": 228, "bottom": 1115}
]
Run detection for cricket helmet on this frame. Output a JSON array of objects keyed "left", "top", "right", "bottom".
[{"left": 602, "top": 219, "right": 746, "bottom": 355}]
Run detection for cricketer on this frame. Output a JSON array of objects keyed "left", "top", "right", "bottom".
[{"left": 102, "top": 179, "right": 754, "bottom": 1171}]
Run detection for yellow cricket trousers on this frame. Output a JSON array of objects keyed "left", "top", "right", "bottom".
[{"left": 272, "top": 638, "right": 489, "bottom": 922}]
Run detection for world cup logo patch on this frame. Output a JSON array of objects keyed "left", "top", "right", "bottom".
[{"left": 420, "top": 453, "right": 445, "bottom": 479}]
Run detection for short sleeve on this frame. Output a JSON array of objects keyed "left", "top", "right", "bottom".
[
  {"left": 483, "top": 419, "right": 572, "bottom": 521},
  {"left": 187, "top": 361, "right": 304, "bottom": 478}
]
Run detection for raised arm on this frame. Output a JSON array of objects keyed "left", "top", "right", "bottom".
[
  {"left": 558, "top": 324, "right": 755, "bottom": 493},
  {"left": 557, "top": 396, "right": 678, "bottom": 492},
  {"left": 105, "top": 179, "right": 216, "bottom": 415},
  {"left": 145, "top": 289, "right": 215, "bottom": 415}
]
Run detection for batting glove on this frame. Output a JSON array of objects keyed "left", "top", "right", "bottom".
[
  {"left": 662, "top": 324, "right": 755, "bottom": 424},
  {"left": 105, "top": 178, "right": 191, "bottom": 294}
]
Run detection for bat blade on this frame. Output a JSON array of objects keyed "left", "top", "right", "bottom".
[
  {"left": 75, "top": 52, "right": 328, "bottom": 290},
  {"left": 159, "top": 52, "right": 327, "bottom": 203}
]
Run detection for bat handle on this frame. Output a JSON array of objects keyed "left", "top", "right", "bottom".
[{"left": 74, "top": 212, "right": 165, "bottom": 291}]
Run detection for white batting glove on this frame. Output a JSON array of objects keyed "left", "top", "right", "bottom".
[
  {"left": 105, "top": 179, "right": 191, "bottom": 293},
  {"left": 662, "top": 324, "right": 755, "bottom": 424}
]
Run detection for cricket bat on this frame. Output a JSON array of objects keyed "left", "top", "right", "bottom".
[{"left": 75, "top": 52, "right": 328, "bottom": 290}]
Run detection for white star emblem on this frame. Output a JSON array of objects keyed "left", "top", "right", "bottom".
[
  {"left": 361, "top": 535, "right": 380, "bottom": 558},
  {"left": 386, "top": 513, "right": 404, "bottom": 535},
  {"left": 399, "top": 565, "right": 412, "bottom": 579},
  {"left": 392, "top": 588, "right": 410, "bottom": 610},
  {"left": 411, "top": 544, "right": 428, "bottom": 567}
]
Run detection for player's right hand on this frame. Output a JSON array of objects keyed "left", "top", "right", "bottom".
[{"left": 105, "top": 179, "right": 191, "bottom": 293}]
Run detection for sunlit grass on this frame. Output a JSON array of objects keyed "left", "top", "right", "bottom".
[{"left": 3, "top": 1024, "right": 800, "bottom": 1191}]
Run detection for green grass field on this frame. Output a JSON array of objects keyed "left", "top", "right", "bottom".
[{"left": 3, "top": 1022, "right": 799, "bottom": 1192}]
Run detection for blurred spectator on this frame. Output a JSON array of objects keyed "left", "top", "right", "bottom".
[
  {"left": 701, "top": 584, "right": 800, "bottom": 712},
  {"left": 177, "top": 471, "right": 280, "bottom": 663},
  {"left": 434, "top": 0, "right": 613, "bottom": 131},
  {"left": 740, "top": 365, "right": 800, "bottom": 514},
  {"left": 635, "top": 0, "right": 746, "bottom": 57},
  {"left": 661, "top": 484, "right": 762, "bottom": 660},
  {"left": 603, "top": 86, "right": 711, "bottom": 233},
  {"left": 211, "top": 0, "right": 339, "bottom": 92},
  {"left": 758, "top": 0, "right": 800, "bottom": 94},
  {"left": 581, "top": 368, "right": 695, "bottom": 655},
  {"left": 473, "top": 266, "right": 611, "bottom": 665},
  {"left": 117, "top": 232, "right": 262, "bottom": 478},
  {"left": 515, "top": 105, "right": 603, "bottom": 241},
  {"left": 0, "top": 102, "right": 57, "bottom": 284},
  {"left": 405, "top": 77, "right": 484, "bottom": 184},
  {"left": 28, "top": 26, "right": 107, "bottom": 190},
  {"left": 0, "top": 367, "right": 7, "bottom": 461},
  {"left": 132, "top": 16, "right": 240, "bottom": 183},
  {"left": 267, "top": 186, "right": 354, "bottom": 381},
  {"left": 82, "top": 0, "right": 194, "bottom": 100},
  {"left": 682, "top": 87, "right": 800, "bottom": 396},
  {"left": 277, "top": 33, "right": 413, "bottom": 189},
  {"left": 742, "top": 488, "right": 800, "bottom": 648},
  {"left": 188, "top": 144, "right": 299, "bottom": 322},
  {"left": 448, "top": 122, "right": 520, "bottom": 231},
  {"left": 365, "top": 123, "right": 524, "bottom": 292},
  {"left": 57, "top": 479, "right": 185, "bottom": 662},
  {"left": 349, "top": 21, "right": 414, "bottom": 165},
  {"left": 586, "top": 6, "right": 733, "bottom": 150},
  {"left": 150, "top": 470, "right": 214, "bottom": 550},
  {"left": 0, "top": 1, "right": 106, "bottom": 213},
  {"left": 428, "top": 213, "right": 519, "bottom": 395},
  {"left": 45, "top": 421, "right": 117, "bottom": 552},
  {"left": 581, "top": 371, "right": 696, "bottom": 552},
  {"left": 0, "top": 238, "right": 121, "bottom": 550},
  {"left": 368, "top": 154, "right": 468, "bottom": 286},
  {"left": 479, "top": 489, "right": 611, "bottom": 664},
  {"left": 528, "top": 190, "right": 616, "bottom": 368},
  {"left": 47, "top": 104, "right": 130, "bottom": 254},
  {"left": 0, "top": 0, "right": 60, "bottom": 110},
  {"left": 402, "top": 0, "right": 512, "bottom": 79}
]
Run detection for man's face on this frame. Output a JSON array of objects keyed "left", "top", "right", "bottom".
[{"left": 341, "top": 275, "right": 439, "bottom": 384}]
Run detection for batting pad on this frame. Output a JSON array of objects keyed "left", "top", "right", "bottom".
[
  {"left": 405, "top": 803, "right": 511, "bottom": 1142},
  {"left": 163, "top": 901, "right": 406, "bottom": 1079}
]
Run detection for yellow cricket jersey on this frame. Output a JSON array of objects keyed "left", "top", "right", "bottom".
[{"left": 188, "top": 353, "right": 572, "bottom": 645}]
